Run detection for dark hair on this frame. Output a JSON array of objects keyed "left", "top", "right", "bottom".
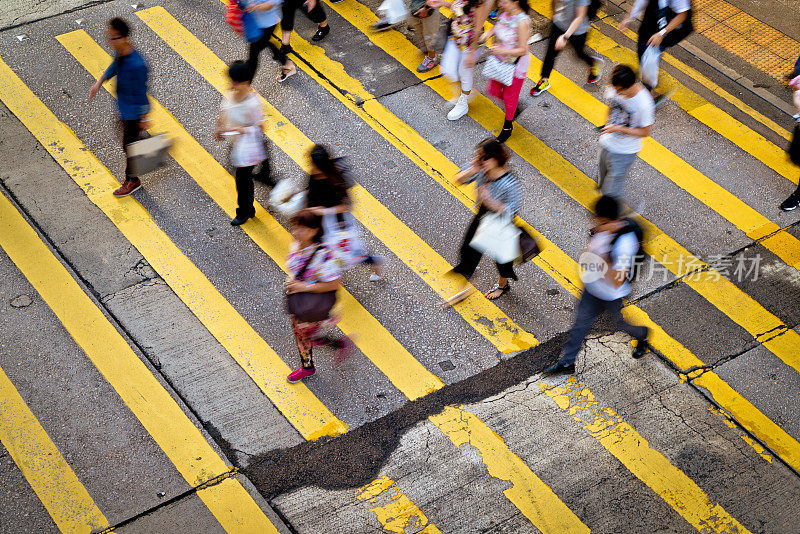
[
  {"left": 228, "top": 60, "right": 253, "bottom": 84},
  {"left": 309, "top": 144, "right": 349, "bottom": 201},
  {"left": 611, "top": 65, "right": 636, "bottom": 89},
  {"left": 109, "top": 17, "right": 130, "bottom": 38},
  {"left": 594, "top": 195, "right": 621, "bottom": 220},
  {"left": 292, "top": 210, "right": 324, "bottom": 243},
  {"left": 477, "top": 137, "right": 510, "bottom": 167},
  {"left": 510, "top": 0, "right": 530, "bottom": 13},
  {"left": 463, "top": 0, "right": 483, "bottom": 15}
]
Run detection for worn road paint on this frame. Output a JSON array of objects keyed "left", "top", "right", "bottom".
[
  {"left": 357, "top": 476, "right": 443, "bottom": 533},
  {"left": 708, "top": 407, "right": 773, "bottom": 463}
]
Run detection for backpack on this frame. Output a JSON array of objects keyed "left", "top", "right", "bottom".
[
  {"left": 587, "top": 0, "right": 603, "bottom": 21},
  {"left": 609, "top": 218, "right": 645, "bottom": 281}
]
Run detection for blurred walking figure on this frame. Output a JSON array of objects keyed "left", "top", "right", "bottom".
[
  {"left": 279, "top": 0, "right": 331, "bottom": 78},
  {"left": 480, "top": 0, "right": 531, "bottom": 142},
  {"left": 429, "top": 0, "right": 491, "bottom": 120},
  {"left": 530, "top": 0, "right": 600, "bottom": 97},
  {"left": 544, "top": 195, "right": 649, "bottom": 375},
  {"left": 596, "top": 65, "right": 654, "bottom": 200},
  {"left": 241, "top": 0, "right": 296, "bottom": 82},
  {"left": 446, "top": 138, "right": 522, "bottom": 302},
  {"left": 619, "top": 0, "right": 692, "bottom": 106},
  {"left": 285, "top": 211, "right": 352, "bottom": 383},
  {"left": 215, "top": 61, "right": 267, "bottom": 226},
  {"left": 305, "top": 145, "right": 384, "bottom": 280},
  {"left": 779, "top": 76, "right": 800, "bottom": 211},
  {"left": 371, "top": 0, "right": 442, "bottom": 73},
  {"left": 88, "top": 18, "right": 149, "bottom": 198}
]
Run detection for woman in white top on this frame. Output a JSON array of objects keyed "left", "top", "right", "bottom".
[{"left": 215, "top": 61, "right": 267, "bottom": 226}]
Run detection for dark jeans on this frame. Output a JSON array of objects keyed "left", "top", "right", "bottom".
[
  {"left": 452, "top": 206, "right": 518, "bottom": 281},
  {"left": 247, "top": 25, "right": 287, "bottom": 77},
  {"left": 561, "top": 290, "right": 648, "bottom": 365},
  {"left": 122, "top": 119, "right": 141, "bottom": 180},
  {"left": 234, "top": 165, "right": 256, "bottom": 219},
  {"left": 540, "top": 25, "right": 595, "bottom": 79},
  {"left": 281, "top": 0, "right": 326, "bottom": 32},
  {"left": 793, "top": 53, "right": 800, "bottom": 78}
]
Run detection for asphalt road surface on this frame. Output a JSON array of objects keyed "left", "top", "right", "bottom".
[{"left": 1, "top": 0, "right": 799, "bottom": 532}]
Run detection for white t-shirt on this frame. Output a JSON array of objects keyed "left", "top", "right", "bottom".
[
  {"left": 599, "top": 87, "right": 654, "bottom": 154},
  {"left": 584, "top": 231, "right": 638, "bottom": 301},
  {"left": 220, "top": 91, "right": 265, "bottom": 168}
]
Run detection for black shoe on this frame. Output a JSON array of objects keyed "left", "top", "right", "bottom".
[
  {"left": 312, "top": 25, "right": 330, "bottom": 42},
  {"left": 543, "top": 360, "right": 575, "bottom": 375},
  {"left": 632, "top": 339, "right": 650, "bottom": 359},
  {"left": 780, "top": 192, "right": 800, "bottom": 211},
  {"left": 371, "top": 20, "right": 393, "bottom": 32},
  {"left": 496, "top": 127, "right": 512, "bottom": 144},
  {"left": 231, "top": 216, "right": 250, "bottom": 226}
]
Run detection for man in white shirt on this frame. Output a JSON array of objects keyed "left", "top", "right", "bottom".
[
  {"left": 620, "top": 0, "right": 692, "bottom": 104},
  {"left": 597, "top": 65, "right": 654, "bottom": 201},
  {"left": 544, "top": 195, "right": 650, "bottom": 375}
]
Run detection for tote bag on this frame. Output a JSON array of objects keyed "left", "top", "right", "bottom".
[
  {"left": 469, "top": 212, "right": 520, "bottom": 264},
  {"left": 482, "top": 55, "right": 518, "bottom": 87},
  {"left": 322, "top": 212, "right": 369, "bottom": 269}
]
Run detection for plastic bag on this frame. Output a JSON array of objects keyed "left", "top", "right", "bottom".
[
  {"left": 322, "top": 212, "right": 369, "bottom": 269},
  {"left": 377, "top": 0, "right": 409, "bottom": 25},
  {"left": 469, "top": 212, "right": 520, "bottom": 264},
  {"left": 640, "top": 45, "right": 661, "bottom": 89},
  {"left": 270, "top": 179, "right": 306, "bottom": 217}
]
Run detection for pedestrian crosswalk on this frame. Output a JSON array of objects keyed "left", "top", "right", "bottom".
[{"left": 0, "top": 0, "right": 799, "bottom": 531}]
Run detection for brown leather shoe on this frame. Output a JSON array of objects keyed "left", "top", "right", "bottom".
[{"left": 113, "top": 178, "right": 141, "bottom": 198}]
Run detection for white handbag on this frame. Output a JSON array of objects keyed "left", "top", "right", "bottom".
[
  {"left": 640, "top": 45, "right": 662, "bottom": 89},
  {"left": 482, "top": 55, "right": 517, "bottom": 87},
  {"left": 126, "top": 134, "right": 172, "bottom": 176},
  {"left": 469, "top": 212, "right": 520, "bottom": 264},
  {"left": 269, "top": 179, "right": 306, "bottom": 217}
]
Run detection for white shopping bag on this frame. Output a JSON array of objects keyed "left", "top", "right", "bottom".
[
  {"left": 126, "top": 134, "right": 172, "bottom": 176},
  {"left": 322, "top": 211, "right": 369, "bottom": 269},
  {"left": 640, "top": 45, "right": 662, "bottom": 89},
  {"left": 378, "top": 0, "right": 409, "bottom": 24},
  {"left": 469, "top": 212, "right": 520, "bottom": 264},
  {"left": 270, "top": 179, "right": 306, "bottom": 217}
]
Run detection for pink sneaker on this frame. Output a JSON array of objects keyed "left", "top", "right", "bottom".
[{"left": 287, "top": 367, "right": 316, "bottom": 383}]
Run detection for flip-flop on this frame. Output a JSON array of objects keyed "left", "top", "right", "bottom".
[
  {"left": 484, "top": 283, "right": 510, "bottom": 300},
  {"left": 277, "top": 67, "right": 296, "bottom": 83}
]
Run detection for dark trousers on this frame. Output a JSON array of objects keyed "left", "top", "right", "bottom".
[
  {"left": 247, "top": 25, "right": 287, "bottom": 78},
  {"left": 122, "top": 119, "right": 141, "bottom": 180},
  {"left": 453, "top": 207, "right": 518, "bottom": 281},
  {"left": 540, "top": 26, "right": 595, "bottom": 79},
  {"left": 234, "top": 166, "right": 256, "bottom": 219},
  {"left": 281, "top": 0, "right": 327, "bottom": 32},
  {"left": 561, "top": 290, "right": 648, "bottom": 365}
]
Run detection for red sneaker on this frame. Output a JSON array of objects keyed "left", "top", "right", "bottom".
[
  {"left": 113, "top": 178, "right": 142, "bottom": 198},
  {"left": 287, "top": 366, "right": 316, "bottom": 383}
]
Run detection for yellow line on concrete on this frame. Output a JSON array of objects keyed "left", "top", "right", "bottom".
[
  {"left": 0, "top": 171, "right": 280, "bottom": 533},
  {"left": 321, "top": 0, "right": 800, "bottom": 490},
  {"left": 531, "top": 0, "right": 800, "bottom": 187},
  {"left": 0, "top": 343, "right": 108, "bottom": 532},
  {"left": 141, "top": 7, "right": 588, "bottom": 530},
  {"left": 357, "top": 476, "right": 443, "bottom": 533},
  {"left": 6, "top": 40, "right": 345, "bottom": 444},
  {"left": 542, "top": 378, "right": 752, "bottom": 534}
]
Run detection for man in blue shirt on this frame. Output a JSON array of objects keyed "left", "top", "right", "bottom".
[{"left": 89, "top": 18, "right": 150, "bottom": 197}]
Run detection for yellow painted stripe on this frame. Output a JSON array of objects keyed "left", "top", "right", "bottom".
[
  {"left": 322, "top": 0, "right": 800, "bottom": 483},
  {"left": 139, "top": 8, "right": 587, "bottom": 530},
  {"left": 357, "top": 476, "right": 443, "bottom": 533},
  {"left": 0, "top": 174, "right": 279, "bottom": 533},
  {"left": 326, "top": 0, "right": 800, "bottom": 375},
  {"left": 0, "top": 353, "right": 108, "bottom": 532},
  {"left": 532, "top": 0, "right": 799, "bottom": 187},
  {"left": 53, "top": 31, "right": 345, "bottom": 441},
  {"left": 542, "top": 378, "right": 751, "bottom": 534}
]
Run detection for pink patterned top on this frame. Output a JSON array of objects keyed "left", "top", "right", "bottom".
[{"left": 493, "top": 11, "right": 531, "bottom": 78}]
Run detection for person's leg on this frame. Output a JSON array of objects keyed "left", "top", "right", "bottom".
[
  {"left": 305, "top": 0, "right": 330, "bottom": 41},
  {"left": 502, "top": 76, "right": 525, "bottom": 120},
  {"left": 558, "top": 291, "right": 604, "bottom": 366},
  {"left": 569, "top": 32, "right": 595, "bottom": 67},
  {"left": 234, "top": 166, "right": 256, "bottom": 221},
  {"left": 486, "top": 78, "right": 504, "bottom": 102},
  {"left": 600, "top": 151, "right": 636, "bottom": 200},
  {"left": 597, "top": 147, "right": 609, "bottom": 191},
  {"left": 281, "top": 0, "right": 297, "bottom": 46},
  {"left": 440, "top": 39, "right": 460, "bottom": 81},
  {"left": 247, "top": 29, "right": 273, "bottom": 77},
  {"left": 606, "top": 298, "right": 648, "bottom": 340},
  {"left": 458, "top": 48, "right": 474, "bottom": 93},
  {"left": 485, "top": 260, "right": 517, "bottom": 299},
  {"left": 122, "top": 119, "right": 141, "bottom": 183},
  {"left": 452, "top": 210, "right": 484, "bottom": 279},
  {"left": 287, "top": 317, "right": 317, "bottom": 381},
  {"left": 539, "top": 25, "right": 564, "bottom": 80},
  {"left": 421, "top": 10, "right": 441, "bottom": 56}
]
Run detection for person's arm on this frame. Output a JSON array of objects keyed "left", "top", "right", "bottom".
[
  {"left": 89, "top": 59, "right": 117, "bottom": 101},
  {"left": 427, "top": 0, "right": 453, "bottom": 8},
  {"left": 465, "top": 1, "right": 492, "bottom": 67},
  {"left": 793, "top": 90, "right": 800, "bottom": 115},
  {"left": 454, "top": 162, "right": 482, "bottom": 184},
  {"left": 619, "top": 0, "right": 647, "bottom": 30},
  {"left": 601, "top": 123, "right": 652, "bottom": 137},
  {"left": 556, "top": 4, "right": 588, "bottom": 51},
  {"left": 646, "top": 10, "right": 689, "bottom": 47}
]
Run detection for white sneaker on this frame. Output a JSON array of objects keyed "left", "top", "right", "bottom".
[{"left": 447, "top": 93, "right": 470, "bottom": 120}]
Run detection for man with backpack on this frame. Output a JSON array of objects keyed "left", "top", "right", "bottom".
[
  {"left": 619, "top": 0, "right": 692, "bottom": 106},
  {"left": 544, "top": 195, "right": 650, "bottom": 375}
]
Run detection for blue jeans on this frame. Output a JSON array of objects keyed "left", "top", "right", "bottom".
[{"left": 561, "top": 290, "right": 648, "bottom": 365}]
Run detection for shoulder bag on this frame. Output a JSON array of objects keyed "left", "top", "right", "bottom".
[{"left": 285, "top": 246, "right": 337, "bottom": 322}]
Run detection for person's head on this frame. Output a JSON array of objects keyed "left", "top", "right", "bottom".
[
  {"left": 498, "top": 0, "right": 528, "bottom": 13},
  {"left": 291, "top": 210, "right": 324, "bottom": 244},
  {"left": 108, "top": 18, "right": 131, "bottom": 52},
  {"left": 227, "top": 60, "right": 253, "bottom": 93},
  {"left": 593, "top": 195, "right": 621, "bottom": 225},
  {"left": 476, "top": 137, "right": 510, "bottom": 171},
  {"left": 308, "top": 143, "right": 348, "bottom": 191},
  {"left": 611, "top": 65, "right": 638, "bottom": 97}
]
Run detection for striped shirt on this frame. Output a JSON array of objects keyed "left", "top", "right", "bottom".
[{"left": 464, "top": 170, "right": 522, "bottom": 216}]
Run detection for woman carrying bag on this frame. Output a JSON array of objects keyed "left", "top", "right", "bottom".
[
  {"left": 304, "top": 144, "right": 384, "bottom": 281},
  {"left": 446, "top": 138, "right": 522, "bottom": 302},
  {"left": 285, "top": 211, "right": 353, "bottom": 383},
  {"left": 480, "top": 0, "right": 531, "bottom": 142}
]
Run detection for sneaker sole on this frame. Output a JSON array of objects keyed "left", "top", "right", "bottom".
[
  {"left": 112, "top": 183, "right": 142, "bottom": 197},
  {"left": 781, "top": 204, "right": 799, "bottom": 211}
]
